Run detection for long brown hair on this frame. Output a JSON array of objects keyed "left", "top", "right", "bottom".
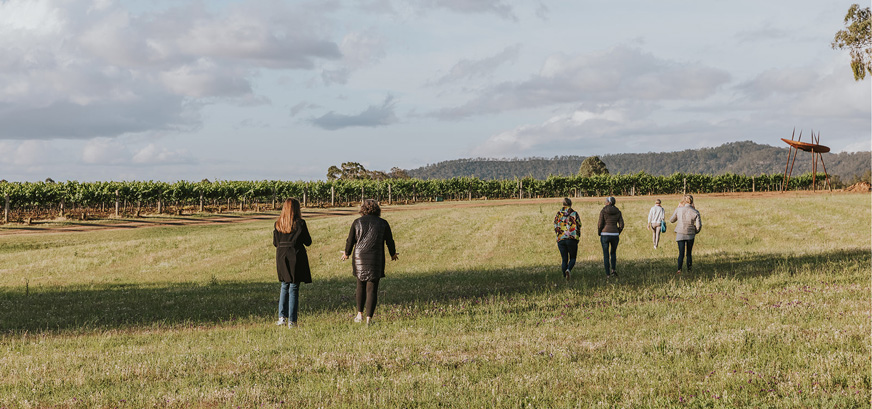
[{"left": 275, "top": 198, "right": 301, "bottom": 233}]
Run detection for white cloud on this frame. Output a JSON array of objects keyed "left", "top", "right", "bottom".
[
  {"left": 82, "top": 138, "right": 129, "bottom": 165},
  {"left": 420, "top": 0, "right": 516, "bottom": 21},
  {"left": 433, "top": 44, "right": 520, "bottom": 85},
  {"left": 434, "top": 46, "right": 731, "bottom": 119},
  {"left": 131, "top": 144, "right": 194, "bottom": 165},
  {"left": 0, "top": 0, "right": 343, "bottom": 140}
]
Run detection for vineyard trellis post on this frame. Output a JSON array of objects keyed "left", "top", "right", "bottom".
[
  {"left": 3, "top": 193, "right": 8, "bottom": 224},
  {"left": 388, "top": 184, "right": 392, "bottom": 205},
  {"left": 115, "top": 190, "right": 120, "bottom": 217},
  {"left": 331, "top": 185, "right": 335, "bottom": 207},
  {"left": 60, "top": 198, "right": 64, "bottom": 218},
  {"left": 752, "top": 176, "right": 755, "bottom": 193},
  {"left": 683, "top": 178, "right": 687, "bottom": 195}
]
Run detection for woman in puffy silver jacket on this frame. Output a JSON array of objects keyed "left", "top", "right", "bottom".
[
  {"left": 669, "top": 194, "right": 702, "bottom": 274},
  {"left": 341, "top": 199, "right": 398, "bottom": 325}
]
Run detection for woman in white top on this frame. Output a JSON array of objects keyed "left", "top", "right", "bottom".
[{"left": 647, "top": 199, "right": 665, "bottom": 249}]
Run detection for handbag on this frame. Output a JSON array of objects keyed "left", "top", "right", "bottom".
[{"left": 660, "top": 220, "right": 666, "bottom": 233}]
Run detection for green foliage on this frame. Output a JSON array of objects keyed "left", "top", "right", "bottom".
[
  {"left": 832, "top": 4, "right": 872, "bottom": 80},
  {"left": 578, "top": 155, "right": 610, "bottom": 177}
]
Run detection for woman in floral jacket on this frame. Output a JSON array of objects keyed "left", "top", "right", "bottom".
[{"left": 553, "top": 198, "right": 580, "bottom": 281}]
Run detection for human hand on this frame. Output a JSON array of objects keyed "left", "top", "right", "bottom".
[
  {"left": 391, "top": 253, "right": 399, "bottom": 261},
  {"left": 340, "top": 252, "right": 348, "bottom": 261}
]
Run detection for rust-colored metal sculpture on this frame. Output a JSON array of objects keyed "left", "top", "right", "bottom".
[{"left": 781, "top": 129, "right": 831, "bottom": 192}]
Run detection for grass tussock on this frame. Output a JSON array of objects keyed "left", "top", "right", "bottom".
[{"left": 0, "top": 193, "right": 869, "bottom": 408}]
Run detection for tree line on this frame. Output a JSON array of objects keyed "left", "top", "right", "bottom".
[{"left": 407, "top": 141, "right": 871, "bottom": 183}]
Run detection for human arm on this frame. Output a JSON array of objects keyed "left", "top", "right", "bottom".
[
  {"left": 341, "top": 221, "right": 357, "bottom": 260},
  {"left": 273, "top": 229, "right": 278, "bottom": 247},
  {"left": 596, "top": 209, "right": 604, "bottom": 235},
  {"left": 617, "top": 211, "right": 624, "bottom": 234},
  {"left": 694, "top": 211, "right": 702, "bottom": 234},
  {"left": 668, "top": 209, "right": 678, "bottom": 224},
  {"left": 299, "top": 220, "right": 312, "bottom": 247},
  {"left": 384, "top": 221, "right": 398, "bottom": 260}
]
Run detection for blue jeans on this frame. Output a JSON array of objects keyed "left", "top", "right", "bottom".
[
  {"left": 557, "top": 239, "right": 578, "bottom": 273},
  {"left": 278, "top": 282, "right": 300, "bottom": 322},
  {"left": 600, "top": 235, "right": 619, "bottom": 274},
  {"left": 677, "top": 239, "right": 695, "bottom": 271}
]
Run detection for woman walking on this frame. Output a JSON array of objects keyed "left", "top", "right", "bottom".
[
  {"left": 341, "top": 199, "right": 398, "bottom": 325},
  {"left": 553, "top": 198, "right": 580, "bottom": 280},
  {"left": 647, "top": 199, "right": 665, "bottom": 249},
  {"left": 596, "top": 196, "right": 624, "bottom": 277},
  {"left": 273, "top": 198, "right": 312, "bottom": 328},
  {"left": 669, "top": 195, "right": 702, "bottom": 274}
]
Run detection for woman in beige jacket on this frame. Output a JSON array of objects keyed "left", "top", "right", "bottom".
[{"left": 669, "top": 195, "right": 701, "bottom": 274}]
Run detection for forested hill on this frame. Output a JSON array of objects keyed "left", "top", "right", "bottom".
[{"left": 407, "top": 141, "right": 871, "bottom": 180}]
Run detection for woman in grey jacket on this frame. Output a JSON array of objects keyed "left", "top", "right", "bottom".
[{"left": 669, "top": 195, "right": 702, "bottom": 274}]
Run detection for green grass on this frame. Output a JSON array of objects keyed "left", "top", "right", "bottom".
[{"left": 0, "top": 193, "right": 869, "bottom": 408}]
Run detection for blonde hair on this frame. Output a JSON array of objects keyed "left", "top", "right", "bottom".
[
  {"left": 682, "top": 195, "right": 694, "bottom": 205},
  {"left": 275, "top": 198, "right": 301, "bottom": 233}
]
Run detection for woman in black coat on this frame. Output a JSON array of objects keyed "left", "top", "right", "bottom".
[
  {"left": 341, "top": 199, "right": 397, "bottom": 325},
  {"left": 273, "top": 198, "right": 312, "bottom": 328}
]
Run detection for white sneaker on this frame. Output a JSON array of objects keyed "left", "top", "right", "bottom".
[
  {"left": 288, "top": 321, "right": 297, "bottom": 328},
  {"left": 275, "top": 317, "right": 287, "bottom": 326},
  {"left": 354, "top": 315, "right": 362, "bottom": 323}
]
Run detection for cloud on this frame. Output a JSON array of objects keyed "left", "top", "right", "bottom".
[
  {"left": 309, "top": 96, "right": 398, "bottom": 130},
  {"left": 290, "top": 102, "right": 322, "bottom": 117},
  {"left": 433, "top": 44, "right": 520, "bottom": 85},
  {"left": 82, "top": 138, "right": 129, "bottom": 165},
  {"left": 433, "top": 46, "right": 731, "bottom": 119},
  {"left": 0, "top": 0, "right": 343, "bottom": 140},
  {"left": 320, "top": 30, "right": 387, "bottom": 85},
  {"left": 131, "top": 144, "right": 195, "bottom": 165},
  {"left": 419, "top": 0, "right": 517, "bottom": 21}
]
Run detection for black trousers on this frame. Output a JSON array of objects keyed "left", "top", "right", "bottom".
[{"left": 356, "top": 279, "right": 380, "bottom": 318}]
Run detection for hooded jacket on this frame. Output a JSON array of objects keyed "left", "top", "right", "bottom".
[
  {"left": 553, "top": 207, "right": 580, "bottom": 242},
  {"left": 597, "top": 204, "right": 624, "bottom": 235}
]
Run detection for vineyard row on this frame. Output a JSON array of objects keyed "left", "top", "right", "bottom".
[{"left": 1, "top": 172, "right": 829, "bottom": 223}]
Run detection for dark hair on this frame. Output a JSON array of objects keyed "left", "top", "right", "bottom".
[
  {"left": 606, "top": 196, "right": 616, "bottom": 205},
  {"left": 562, "top": 198, "right": 572, "bottom": 207},
  {"left": 359, "top": 199, "right": 381, "bottom": 216}
]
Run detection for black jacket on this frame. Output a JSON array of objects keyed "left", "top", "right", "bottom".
[
  {"left": 344, "top": 215, "right": 396, "bottom": 281},
  {"left": 273, "top": 219, "right": 312, "bottom": 284}
]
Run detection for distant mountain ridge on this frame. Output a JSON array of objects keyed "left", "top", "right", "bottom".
[{"left": 407, "top": 141, "right": 871, "bottom": 180}]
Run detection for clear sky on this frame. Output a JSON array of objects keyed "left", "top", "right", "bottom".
[{"left": 1, "top": 0, "right": 869, "bottom": 182}]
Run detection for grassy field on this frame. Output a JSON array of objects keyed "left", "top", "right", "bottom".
[{"left": 0, "top": 193, "right": 869, "bottom": 408}]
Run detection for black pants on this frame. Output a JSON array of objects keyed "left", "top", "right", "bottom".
[
  {"left": 557, "top": 239, "right": 578, "bottom": 273},
  {"left": 356, "top": 279, "right": 380, "bottom": 318},
  {"left": 677, "top": 239, "right": 695, "bottom": 271}
]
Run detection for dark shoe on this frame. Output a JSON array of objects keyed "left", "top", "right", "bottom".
[
  {"left": 611, "top": 269, "right": 617, "bottom": 277},
  {"left": 564, "top": 269, "right": 570, "bottom": 281}
]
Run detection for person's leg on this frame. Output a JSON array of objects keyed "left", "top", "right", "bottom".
[
  {"left": 566, "top": 240, "right": 578, "bottom": 272},
  {"left": 677, "top": 240, "right": 686, "bottom": 272},
  {"left": 288, "top": 282, "right": 299, "bottom": 323},
  {"left": 686, "top": 238, "right": 695, "bottom": 272},
  {"left": 557, "top": 240, "right": 569, "bottom": 273},
  {"left": 652, "top": 223, "right": 661, "bottom": 248},
  {"left": 609, "top": 236, "right": 619, "bottom": 274},
  {"left": 365, "top": 280, "right": 380, "bottom": 321},
  {"left": 600, "top": 236, "right": 610, "bottom": 275},
  {"left": 356, "top": 279, "right": 366, "bottom": 317},
  {"left": 278, "top": 281, "right": 290, "bottom": 320}
]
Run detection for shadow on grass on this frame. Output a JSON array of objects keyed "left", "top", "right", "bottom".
[{"left": 0, "top": 248, "right": 867, "bottom": 334}]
